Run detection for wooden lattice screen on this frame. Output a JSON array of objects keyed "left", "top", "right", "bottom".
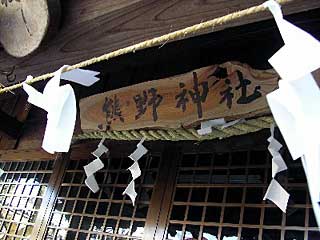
[
  {"left": 165, "top": 148, "right": 319, "bottom": 240},
  {"left": 0, "top": 161, "right": 54, "bottom": 239},
  {"left": 0, "top": 133, "right": 319, "bottom": 240},
  {"left": 44, "top": 153, "right": 162, "bottom": 240}
]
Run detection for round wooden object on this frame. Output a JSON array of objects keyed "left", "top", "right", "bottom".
[{"left": 0, "top": 0, "right": 60, "bottom": 58}]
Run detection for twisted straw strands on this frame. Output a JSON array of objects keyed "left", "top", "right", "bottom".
[{"left": 74, "top": 116, "right": 274, "bottom": 141}]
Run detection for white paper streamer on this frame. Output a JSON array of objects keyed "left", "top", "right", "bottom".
[
  {"left": 22, "top": 66, "right": 100, "bottom": 154},
  {"left": 220, "top": 119, "right": 245, "bottom": 129},
  {"left": 0, "top": 168, "right": 4, "bottom": 177},
  {"left": 83, "top": 158, "right": 104, "bottom": 193},
  {"left": 268, "top": 125, "right": 287, "bottom": 177},
  {"left": 263, "top": 0, "right": 320, "bottom": 81},
  {"left": 85, "top": 175, "right": 100, "bottom": 193},
  {"left": 197, "top": 118, "right": 245, "bottom": 135},
  {"left": 128, "top": 161, "right": 141, "bottom": 180},
  {"left": 122, "top": 180, "right": 137, "bottom": 206},
  {"left": 124, "top": 138, "right": 148, "bottom": 206},
  {"left": 92, "top": 138, "right": 108, "bottom": 158},
  {"left": 264, "top": 179, "right": 290, "bottom": 213},
  {"left": 272, "top": 155, "right": 288, "bottom": 179},
  {"left": 264, "top": 0, "right": 320, "bottom": 225},
  {"left": 129, "top": 138, "right": 148, "bottom": 161},
  {"left": 264, "top": 124, "right": 289, "bottom": 212},
  {"left": 61, "top": 66, "right": 100, "bottom": 87},
  {"left": 83, "top": 139, "right": 108, "bottom": 193},
  {"left": 197, "top": 118, "right": 226, "bottom": 135},
  {"left": 84, "top": 158, "right": 104, "bottom": 177}
]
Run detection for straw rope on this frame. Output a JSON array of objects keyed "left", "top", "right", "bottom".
[
  {"left": 74, "top": 116, "right": 274, "bottom": 141},
  {"left": 0, "top": 0, "right": 292, "bottom": 94}
]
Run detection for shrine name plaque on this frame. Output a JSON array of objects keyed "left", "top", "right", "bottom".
[{"left": 80, "top": 62, "right": 279, "bottom": 131}]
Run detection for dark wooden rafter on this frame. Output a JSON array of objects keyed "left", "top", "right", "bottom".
[
  {"left": 0, "top": 0, "right": 320, "bottom": 91},
  {"left": 0, "top": 148, "right": 56, "bottom": 162},
  {"left": 0, "top": 93, "right": 30, "bottom": 149},
  {"left": 0, "top": 108, "right": 23, "bottom": 138}
]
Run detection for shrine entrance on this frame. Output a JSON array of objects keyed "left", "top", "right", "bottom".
[{"left": 0, "top": 131, "right": 318, "bottom": 240}]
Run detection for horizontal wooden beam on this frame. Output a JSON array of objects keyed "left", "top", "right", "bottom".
[
  {"left": 0, "top": 0, "right": 319, "bottom": 90},
  {"left": 0, "top": 148, "right": 56, "bottom": 162}
]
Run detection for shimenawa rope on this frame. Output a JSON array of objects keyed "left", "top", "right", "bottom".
[{"left": 74, "top": 116, "right": 274, "bottom": 141}]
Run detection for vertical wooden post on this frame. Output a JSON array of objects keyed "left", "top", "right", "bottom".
[
  {"left": 143, "top": 143, "right": 180, "bottom": 240},
  {"left": 30, "top": 153, "right": 70, "bottom": 240}
]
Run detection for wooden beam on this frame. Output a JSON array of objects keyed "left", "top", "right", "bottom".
[
  {"left": 0, "top": 0, "right": 319, "bottom": 89},
  {"left": 0, "top": 148, "right": 56, "bottom": 162}
]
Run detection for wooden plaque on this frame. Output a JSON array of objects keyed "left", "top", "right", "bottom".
[{"left": 80, "top": 62, "right": 279, "bottom": 131}]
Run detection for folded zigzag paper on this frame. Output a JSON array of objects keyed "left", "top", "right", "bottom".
[
  {"left": 268, "top": 124, "right": 287, "bottom": 178},
  {"left": 264, "top": 0, "right": 320, "bottom": 225},
  {"left": 263, "top": 179, "right": 289, "bottom": 213},
  {"left": 84, "top": 138, "right": 108, "bottom": 193},
  {"left": 124, "top": 138, "right": 148, "bottom": 206},
  {"left": 264, "top": 124, "right": 289, "bottom": 212},
  {"left": 84, "top": 158, "right": 105, "bottom": 193},
  {"left": 92, "top": 137, "right": 109, "bottom": 158},
  {"left": 23, "top": 66, "right": 99, "bottom": 154}
]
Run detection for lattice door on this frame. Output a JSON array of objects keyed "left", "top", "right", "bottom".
[
  {"left": 0, "top": 160, "right": 54, "bottom": 239},
  {"left": 163, "top": 147, "right": 320, "bottom": 240},
  {"left": 44, "top": 151, "right": 162, "bottom": 240}
]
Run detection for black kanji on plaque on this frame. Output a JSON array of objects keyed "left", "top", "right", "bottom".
[
  {"left": 220, "top": 78, "right": 234, "bottom": 109},
  {"left": 148, "top": 88, "right": 163, "bottom": 121},
  {"left": 176, "top": 72, "right": 209, "bottom": 118},
  {"left": 133, "top": 90, "right": 148, "bottom": 120},
  {"left": 133, "top": 88, "right": 163, "bottom": 121},
  {"left": 208, "top": 66, "right": 228, "bottom": 87},
  {"left": 102, "top": 95, "right": 124, "bottom": 125},
  {"left": 189, "top": 72, "right": 209, "bottom": 118},
  {"left": 175, "top": 82, "right": 189, "bottom": 112},
  {"left": 235, "top": 70, "right": 262, "bottom": 104}
]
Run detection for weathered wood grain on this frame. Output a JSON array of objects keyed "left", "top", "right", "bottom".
[
  {"left": 0, "top": 0, "right": 61, "bottom": 57},
  {"left": 0, "top": 0, "right": 319, "bottom": 88},
  {"left": 0, "top": 148, "right": 56, "bottom": 162},
  {"left": 80, "top": 62, "right": 278, "bottom": 131}
]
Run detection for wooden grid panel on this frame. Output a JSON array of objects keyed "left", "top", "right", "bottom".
[
  {"left": 165, "top": 149, "right": 320, "bottom": 240},
  {"left": 0, "top": 161, "right": 54, "bottom": 240},
  {"left": 44, "top": 153, "right": 161, "bottom": 240}
]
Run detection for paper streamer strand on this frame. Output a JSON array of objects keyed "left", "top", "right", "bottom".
[
  {"left": 264, "top": 124, "right": 289, "bottom": 212},
  {"left": 92, "top": 137, "right": 108, "bottom": 158},
  {"left": 263, "top": 179, "right": 290, "bottom": 212},
  {"left": 0, "top": 0, "right": 292, "bottom": 94},
  {"left": 268, "top": 124, "right": 287, "bottom": 178},
  {"left": 22, "top": 66, "right": 100, "bottom": 154},
  {"left": 265, "top": 0, "right": 320, "bottom": 225},
  {"left": 123, "top": 138, "right": 148, "bottom": 206},
  {"left": 84, "top": 158, "right": 104, "bottom": 193},
  {"left": 84, "top": 139, "right": 108, "bottom": 193}
]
